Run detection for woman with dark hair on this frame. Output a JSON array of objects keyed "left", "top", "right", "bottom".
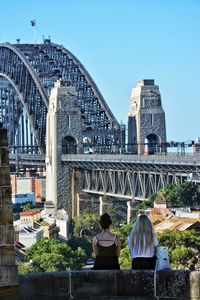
[
  {"left": 92, "top": 213, "right": 121, "bottom": 270},
  {"left": 128, "top": 214, "right": 158, "bottom": 270}
]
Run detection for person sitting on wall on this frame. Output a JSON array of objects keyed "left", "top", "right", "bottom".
[
  {"left": 128, "top": 214, "right": 158, "bottom": 269},
  {"left": 92, "top": 213, "right": 121, "bottom": 270}
]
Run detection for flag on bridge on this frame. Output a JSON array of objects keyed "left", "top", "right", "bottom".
[{"left": 30, "top": 19, "right": 36, "bottom": 27}]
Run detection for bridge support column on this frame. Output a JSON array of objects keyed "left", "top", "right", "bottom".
[
  {"left": 127, "top": 201, "right": 138, "bottom": 224},
  {"left": 71, "top": 170, "right": 80, "bottom": 220},
  {"left": 76, "top": 193, "right": 80, "bottom": 217},
  {"left": 99, "top": 196, "right": 111, "bottom": 215},
  {"left": 71, "top": 169, "right": 75, "bottom": 219},
  {"left": 99, "top": 196, "right": 104, "bottom": 215}
]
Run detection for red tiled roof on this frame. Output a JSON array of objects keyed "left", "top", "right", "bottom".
[{"left": 20, "top": 209, "right": 40, "bottom": 217}]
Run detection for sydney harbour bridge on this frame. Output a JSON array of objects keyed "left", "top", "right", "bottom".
[
  {"left": 0, "top": 40, "right": 200, "bottom": 217},
  {"left": 0, "top": 40, "right": 125, "bottom": 154}
]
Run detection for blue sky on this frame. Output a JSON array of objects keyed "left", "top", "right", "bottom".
[{"left": 1, "top": 0, "right": 200, "bottom": 142}]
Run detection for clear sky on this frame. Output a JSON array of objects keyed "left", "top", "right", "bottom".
[{"left": 0, "top": 0, "right": 200, "bottom": 142}]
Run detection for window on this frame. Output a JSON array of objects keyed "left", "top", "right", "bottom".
[{"left": 62, "top": 136, "right": 77, "bottom": 154}]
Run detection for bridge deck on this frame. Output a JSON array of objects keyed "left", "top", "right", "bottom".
[{"left": 9, "top": 153, "right": 200, "bottom": 173}]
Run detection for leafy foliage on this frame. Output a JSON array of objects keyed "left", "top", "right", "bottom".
[
  {"left": 149, "top": 182, "right": 200, "bottom": 208},
  {"left": 67, "top": 236, "right": 93, "bottom": 257},
  {"left": 119, "top": 246, "right": 131, "bottom": 269},
  {"left": 18, "top": 237, "right": 87, "bottom": 274},
  {"left": 74, "top": 212, "right": 100, "bottom": 241},
  {"left": 138, "top": 199, "right": 153, "bottom": 209},
  {"left": 112, "top": 222, "right": 132, "bottom": 248},
  {"left": 157, "top": 230, "right": 200, "bottom": 270},
  {"left": 102, "top": 202, "right": 127, "bottom": 227}
]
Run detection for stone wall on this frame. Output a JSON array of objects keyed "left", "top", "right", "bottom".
[
  {"left": 19, "top": 270, "right": 200, "bottom": 300},
  {"left": 0, "top": 124, "right": 19, "bottom": 299}
]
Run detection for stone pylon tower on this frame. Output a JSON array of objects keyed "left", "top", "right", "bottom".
[
  {"left": 45, "top": 80, "right": 83, "bottom": 217},
  {"left": 128, "top": 80, "right": 166, "bottom": 154}
]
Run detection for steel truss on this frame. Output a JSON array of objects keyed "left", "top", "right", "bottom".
[
  {"left": 0, "top": 42, "right": 124, "bottom": 153},
  {"left": 81, "top": 169, "right": 186, "bottom": 199},
  {"left": 62, "top": 154, "right": 200, "bottom": 199}
]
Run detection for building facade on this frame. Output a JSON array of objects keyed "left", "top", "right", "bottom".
[{"left": 11, "top": 175, "right": 46, "bottom": 203}]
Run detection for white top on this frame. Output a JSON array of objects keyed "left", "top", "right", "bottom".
[{"left": 128, "top": 233, "right": 158, "bottom": 258}]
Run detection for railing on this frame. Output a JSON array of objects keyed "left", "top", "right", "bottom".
[
  {"left": 83, "top": 141, "right": 198, "bottom": 155},
  {"left": 8, "top": 145, "right": 45, "bottom": 154},
  {"left": 8, "top": 141, "right": 199, "bottom": 156}
]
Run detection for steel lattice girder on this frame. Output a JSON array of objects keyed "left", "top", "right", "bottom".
[
  {"left": 0, "top": 43, "right": 123, "bottom": 153},
  {"left": 61, "top": 154, "right": 200, "bottom": 199},
  {"left": 81, "top": 169, "right": 187, "bottom": 199}
]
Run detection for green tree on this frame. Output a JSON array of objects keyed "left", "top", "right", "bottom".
[
  {"left": 74, "top": 212, "right": 99, "bottom": 240},
  {"left": 68, "top": 236, "right": 93, "bottom": 257},
  {"left": 17, "top": 261, "right": 39, "bottom": 274},
  {"left": 112, "top": 222, "right": 132, "bottom": 248},
  {"left": 170, "top": 246, "right": 197, "bottom": 269},
  {"left": 138, "top": 199, "right": 154, "bottom": 209},
  {"left": 19, "top": 237, "right": 87, "bottom": 274},
  {"left": 149, "top": 182, "right": 200, "bottom": 208},
  {"left": 33, "top": 253, "right": 68, "bottom": 272},
  {"left": 119, "top": 245, "right": 131, "bottom": 269},
  {"left": 157, "top": 230, "right": 200, "bottom": 270},
  {"left": 23, "top": 202, "right": 33, "bottom": 211},
  {"left": 103, "top": 202, "right": 127, "bottom": 227}
]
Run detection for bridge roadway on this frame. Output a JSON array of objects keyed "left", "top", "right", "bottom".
[
  {"left": 9, "top": 152, "right": 200, "bottom": 173},
  {"left": 9, "top": 152, "right": 200, "bottom": 200}
]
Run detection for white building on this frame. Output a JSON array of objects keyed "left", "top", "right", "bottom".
[
  {"left": 16, "top": 226, "right": 43, "bottom": 249},
  {"left": 41, "top": 209, "right": 69, "bottom": 240}
]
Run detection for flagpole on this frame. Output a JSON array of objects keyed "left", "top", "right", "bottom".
[
  {"left": 30, "top": 19, "right": 37, "bottom": 44},
  {"left": 34, "top": 28, "right": 37, "bottom": 44}
]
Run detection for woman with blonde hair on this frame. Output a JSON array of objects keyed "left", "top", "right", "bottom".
[{"left": 128, "top": 214, "right": 158, "bottom": 269}]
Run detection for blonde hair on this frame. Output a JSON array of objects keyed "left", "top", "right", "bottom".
[{"left": 129, "top": 214, "right": 154, "bottom": 253}]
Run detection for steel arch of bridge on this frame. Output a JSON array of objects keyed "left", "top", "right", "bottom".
[{"left": 0, "top": 42, "right": 122, "bottom": 153}]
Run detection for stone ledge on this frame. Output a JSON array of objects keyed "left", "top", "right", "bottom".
[
  {"left": 0, "top": 284, "right": 20, "bottom": 300},
  {"left": 18, "top": 270, "right": 200, "bottom": 300}
]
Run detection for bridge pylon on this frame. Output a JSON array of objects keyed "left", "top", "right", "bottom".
[
  {"left": 128, "top": 80, "right": 166, "bottom": 155},
  {"left": 45, "top": 80, "right": 83, "bottom": 218}
]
